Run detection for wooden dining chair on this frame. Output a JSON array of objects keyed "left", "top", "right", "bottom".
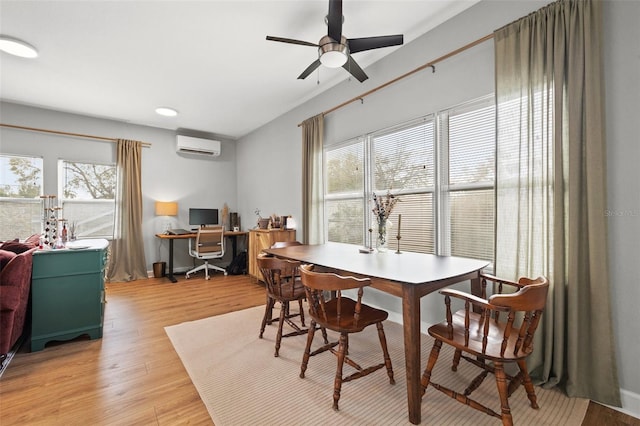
[
  {"left": 257, "top": 254, "right": 309, "bottom": 357},
  {"left": 420, "top": 273, "right": 549, "bottom": 426},
  {"left": 258, "top": 241, "right": 307, "bottom": 351},
  {"left": 298, "top": 264, "right": 395, "bottom": 411}
]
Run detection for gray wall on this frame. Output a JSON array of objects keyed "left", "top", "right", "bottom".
[
  {"left": 0, "top": 102, "right": 239, "bottom": 271},
  {"left": 603, "top": 0, "right": 640, "bottom": 415},
  {"left": 236, "top": 0, "right": 640, "bottom": 416}
]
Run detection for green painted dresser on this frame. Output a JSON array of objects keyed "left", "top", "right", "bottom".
[{"left": 30, "top": 239, "right": 109, "bottom": 351}]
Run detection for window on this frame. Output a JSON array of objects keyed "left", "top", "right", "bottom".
[
  {"left": 325, "top": 138, "right": 365, "bottom": 245},
  {"left": 0, "top": 154, "right": 43, "bottom": 241},
  {"left": 59, "top": 160, "right": 116, "bottom": 239},
  {"left": 324, "top": 96, "right": 495, "bottom": 262},
  {"left": 439, "top": 100, "right": 495, "bottom": 260}
]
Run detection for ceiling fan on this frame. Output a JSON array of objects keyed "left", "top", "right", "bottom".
[{"left": 266, "top": 0, "right": 404, "bottom": 83}]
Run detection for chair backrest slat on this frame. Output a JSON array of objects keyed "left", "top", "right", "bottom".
[
  {"left": 257, "top": 254, "right": 301, "bottom": 299},
  {"left": 299, "top": 264, "right": 372, "bottom": 329}
]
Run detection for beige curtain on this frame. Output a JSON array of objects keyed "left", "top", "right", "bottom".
[
  {"left": 107, "top": 139, "right": 147, "bottom": 282},
  {"left": 301, "top": 114, "right": 325, "bottom": 244},
  {"left": 494, "top": 0, "right": 620, "bottom": 406}
]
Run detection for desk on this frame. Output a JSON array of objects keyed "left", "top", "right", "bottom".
[
  {"left": 263, "top": 242, "right": 489, "bottom": 425},
  {"left": 155, "top": 231, "right": 248, "bottom": 283}
]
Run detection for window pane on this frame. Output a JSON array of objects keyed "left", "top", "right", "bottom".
[
  {"left": 61, "top": 161, "right": 116, "bottom": 200},
  {"left": 0, "top": 154, "right": 43, "bottom": 240},
  {"left": 59, "top": 160, "right": 116, "bottom": 238},
  {"left": 327, "top": 198, "right": 364, "bottom": 245},
  {"left": 371, "top": 119, "right": 435, "bottom": 252},
  {"left": 325, "top": 140, "right": 365, "bottom": 244},
  {"left": 448, "top": 103, "right": 495, "bottom": 186},
  {"left": 62, "top": 200, "right": 115, "bottom": 238},
  {"left": 445, "top": 99, "right": 495, "bottom": 262},
  {"left": 450, "top": 189, "right": 494, "bottom": 260},
  {"left": 326, "top": 141, "right": 363, "bottom": 194},
  {"left": 372, "top": 119, "right": 434, "bottom": 191},
  {"left": 389, "top": 192, "right": 434, "bottom": 254}
]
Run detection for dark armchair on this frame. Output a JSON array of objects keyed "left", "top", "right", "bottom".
[{"left": 0, "top": 247, "right": 36, "bottom": 366}]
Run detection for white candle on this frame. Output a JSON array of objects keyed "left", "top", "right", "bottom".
[{"left": 397, "top": 214, "right": 402, "bottom": 237}]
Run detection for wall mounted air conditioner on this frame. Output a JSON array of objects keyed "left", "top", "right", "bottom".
[{"left": 176, "top": 135, "right": 221, "bottom": 157}]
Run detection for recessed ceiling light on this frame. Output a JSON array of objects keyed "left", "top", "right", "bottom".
[
  {"left": 155, "top": 107, "right": 178, "bottom": 117},
  {"left": 0, "top": 35, "right": 38, "bottom": 58}
]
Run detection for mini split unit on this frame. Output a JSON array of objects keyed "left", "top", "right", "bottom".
[{"left": 176, "top": 135, "right": 221, "bottom": 157}]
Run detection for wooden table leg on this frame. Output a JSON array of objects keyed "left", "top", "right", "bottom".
[
  {"left": 402, "top": 285, "right": 421, "bottom": 424},
  {"left": 166, "top": 238, "right": 177, "bottom": 283}
]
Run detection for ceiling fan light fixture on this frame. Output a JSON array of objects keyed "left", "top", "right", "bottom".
[
  {"left": 0, "top": 35, "right": 38, "bottom": 58},
  {"left": 155, "top": 107, "right": 178, "bottom": 117},
  {"left": 318, "top": 35, "right": 348, "bottom": 68},
  {"left": 320, "top": 50, "right": 347, "bottom": 68}
]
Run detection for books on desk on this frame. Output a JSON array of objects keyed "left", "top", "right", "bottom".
[{"left": 167, "top": 228, "right": 191, "bottom": 235}]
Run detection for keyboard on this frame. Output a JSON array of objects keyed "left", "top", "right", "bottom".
[{"left": 167, "top": 228, "right": 191, "bottom": 235}]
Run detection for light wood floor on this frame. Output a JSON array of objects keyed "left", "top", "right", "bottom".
[{"left": 0, "top": 274, "right": 637, "bottom": 425}]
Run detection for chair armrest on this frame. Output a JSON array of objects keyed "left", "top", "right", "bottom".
[
  {"left": 439, "top": 289, "right": 492, "bottom": 310},
  {"left": 440, "top": 288, "right": 510, "bottom": 312},
  {"left": 480, "top": 273, "right": 526, "bottom": 291}
]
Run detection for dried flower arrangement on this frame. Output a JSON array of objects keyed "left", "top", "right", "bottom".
[
  {"left": 371, "top": 190, "right": 400, "bottom": 252},
  {"left": 371, "top": 190, "right": 399, "bottom": 225}
]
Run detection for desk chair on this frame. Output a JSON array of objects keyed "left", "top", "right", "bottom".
[
  {"left": 421, "top": 273, "right": 549, "bottom": 426},
  {"left": 186, "top": 226, "right": 227, "bottom": 280}
]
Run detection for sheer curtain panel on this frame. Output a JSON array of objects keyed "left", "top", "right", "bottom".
[
  {"left": 107, "top": 139, "right": 147, "bottom": 282},
  {"left": 494, "top": 0, "right": 620, "bottom": 406}
]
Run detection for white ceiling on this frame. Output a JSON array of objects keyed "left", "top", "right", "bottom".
[{"left": 0, "top": 0, "right": 478, "bottom": 139}]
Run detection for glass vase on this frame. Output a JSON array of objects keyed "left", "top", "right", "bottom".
[{"left": 376, "top": 219, "right": 390, "bottom": 252}]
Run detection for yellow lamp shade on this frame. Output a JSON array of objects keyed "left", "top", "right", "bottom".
[{"left": 155, "top": 201, "right": 178, "bottom": 216}]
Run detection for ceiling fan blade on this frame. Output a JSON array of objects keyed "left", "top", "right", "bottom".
[
  {"left": 348, "top": 35, "right": 404, "bottom": 54},
  {"left": 266, "top": 36, "right": 318, "bottom": 47},
  {"left": 298, "top": 59, "right": 322, "bottom": 80},
  {"left": 342, "top": 55, "right": 368, "bottom": 82},
  {"left": 327, "top": 0, "right": 343, "bottom": 43}
]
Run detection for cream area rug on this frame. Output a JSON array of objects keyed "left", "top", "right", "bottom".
[{"left": 165, "top": 306, "right": 588, "bottom": 426}]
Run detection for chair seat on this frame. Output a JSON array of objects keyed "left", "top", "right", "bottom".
[
  {"left": 314, "top": 298, "right": 388, "bottom": 333},
  {"left": 429, "top": 310, "right": 533, "bottom": 362}
]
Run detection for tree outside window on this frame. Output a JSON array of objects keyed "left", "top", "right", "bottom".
[
  {"left": 59, "top": 160, "right": 116, "bottom": 238},
  {"left": 0, "top": 154, "right": 43, "bottom": 240}
]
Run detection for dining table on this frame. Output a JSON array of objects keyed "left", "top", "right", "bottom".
[{"left": 263, "top": 242, "right": 489, "bottom": 425}]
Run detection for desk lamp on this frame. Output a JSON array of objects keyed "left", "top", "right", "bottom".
[{"left": 155, "top": 201, "right": 178, "bottom": 233}]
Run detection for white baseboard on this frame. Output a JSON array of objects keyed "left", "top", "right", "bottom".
[{"left": 609, "top": 388, "right": 640, "bottom": 420}]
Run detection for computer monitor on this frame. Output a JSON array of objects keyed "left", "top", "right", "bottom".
[{"left": 188, "top": 208, "right": 219, "bottom": 227}]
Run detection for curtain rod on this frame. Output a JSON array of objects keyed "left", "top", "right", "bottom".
[
  {"left": 0, "top": 123, "right": 152, "bottom": 147},
  {"left": 299, "top": 33, "right": 494, "bottom": 126}
]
